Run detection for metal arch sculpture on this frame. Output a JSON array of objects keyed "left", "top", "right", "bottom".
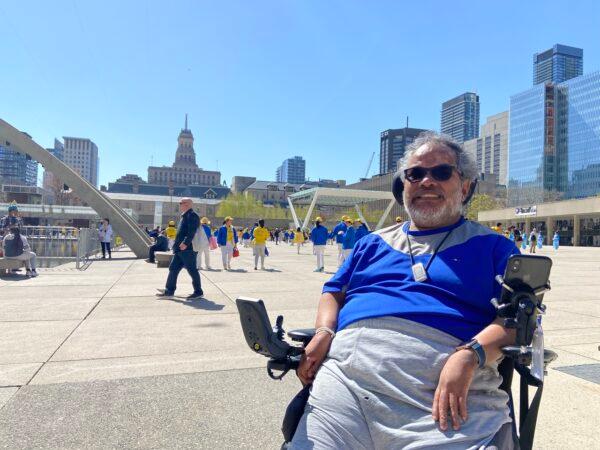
[{"left": 0, "top": 118, "right": 151, "bottom": 258}]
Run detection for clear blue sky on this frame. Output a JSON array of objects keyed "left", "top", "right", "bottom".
[{"left": 1, "top": 0, "right": 599, "bottom": 187}]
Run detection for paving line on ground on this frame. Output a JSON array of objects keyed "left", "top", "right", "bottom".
[{"left": 20, "top": 259, "right": 137, "bottom": 388}]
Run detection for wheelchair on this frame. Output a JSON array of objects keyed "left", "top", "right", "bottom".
[{"left": 236, "top": 258, "right": 557, "bottom": 450}]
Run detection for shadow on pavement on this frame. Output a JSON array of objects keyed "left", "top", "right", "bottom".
[{"left": 166, "top": 296, "right": 226, "bottom": 311}]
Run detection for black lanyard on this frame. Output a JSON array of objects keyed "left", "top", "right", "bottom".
[{"left": 406, "top": 225, "right": 454, "bottom": 275}]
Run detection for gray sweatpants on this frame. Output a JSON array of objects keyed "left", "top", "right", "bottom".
[{"left": 291, "top": 316, "right": 512, "bottom": 450}]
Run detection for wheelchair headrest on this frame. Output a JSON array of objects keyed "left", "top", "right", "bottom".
[{"left": 392, "top": 171, "right": 478, "bottom": 206}]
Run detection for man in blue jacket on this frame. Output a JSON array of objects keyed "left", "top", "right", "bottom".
[
  {"left": 310, "top": 217, "right": 329, "bottom": 272},
  {"left": 354, "top": 218, "right": 370, "bottom": 242},
  {"left": 146, "top": 230, "right": 169, "bottom": 263},
  {"left": 330, "top": 215, "right": 348, "bottom": 267},
  {"left": 156, "top": 198, "right": 203, "bottom": 300},
  {"left": 341, "top": 218, "right": 357, "bottom": 262}
]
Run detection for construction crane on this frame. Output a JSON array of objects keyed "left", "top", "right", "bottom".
[{"left": 364, "top": 151, "right": 375, "bottom": 179}]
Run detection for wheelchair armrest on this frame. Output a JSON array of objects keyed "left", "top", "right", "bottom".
[
  {"left": 288, "top": 328, "right": 316, "bottom": 346},
  {"left": 502, "top": 346, "right": 558, "bottom": 366}
]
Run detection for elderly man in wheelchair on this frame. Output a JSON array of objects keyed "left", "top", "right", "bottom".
[{"left": 237, "top": 132, "right": 555, "bottom": 450}]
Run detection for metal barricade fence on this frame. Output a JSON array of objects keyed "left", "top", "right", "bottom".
[
  {"left": 18, "top": 226, "right": 100, "bottom": 269},
  {"left": 76, "top": 228, "right": 101, "bottom": 269}
]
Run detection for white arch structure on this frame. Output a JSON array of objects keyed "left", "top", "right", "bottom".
[
  {"left": 287, "top": 187, "right": 397, "bottom": 231},
  {"left": 0, "top": 118, "right": 152, "bottom": 258}
]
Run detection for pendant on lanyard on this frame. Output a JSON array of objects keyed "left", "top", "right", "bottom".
[{"left": 406, "top": 226, "right": 454, "bottom": 282}]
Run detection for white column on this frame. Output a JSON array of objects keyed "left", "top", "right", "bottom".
[
  {"left": 302, "top": 192, "right": 319, "bottom": 230},
  {"left": 375, "top": 199, "right": 396, "bottom": 230},
  {"left": 287, "top": 197, "right": 300, "bottom": 229},
  {"left": 154, "top": 201, "right": 163, "bottom": 228},
  {"left": 354, "top": 204, "right": 370, "bottom": 230}
]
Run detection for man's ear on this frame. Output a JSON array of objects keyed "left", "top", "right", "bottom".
[{"left": 462, "top": 179, "right": 478, "bottom": 205}]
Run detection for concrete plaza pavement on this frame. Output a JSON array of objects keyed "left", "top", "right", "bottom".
[{"left": 0, "top": 241, "right": 599, "bottom": 448}]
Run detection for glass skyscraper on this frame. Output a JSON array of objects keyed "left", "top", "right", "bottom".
[
  {"left": 533, "top": 44, "right": 583, "bottom": 85},
  {"left": 379, "top": 127, "right": 427, "bottom": 174},
  {"left": 0, "top": 144, "right": 38, "bottom": 186},
  {"left": 276, "top": 156, "right": 306, "bottom": 184},
  {"left": 440, "top": 92, "right": 480, "bottom": 143},
  {"left": 563, "top": 71, "right": 600, "bottom": 198},
  {"left": 508, "top": 71, "right": 600, "bottom": 205}
]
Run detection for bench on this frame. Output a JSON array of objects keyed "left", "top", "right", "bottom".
[
  {"left": 154, "top": 251, "right": 173, "bottom": 268},
  {"left": 0, "top": 258, "right": 27, "bottom": 274}
]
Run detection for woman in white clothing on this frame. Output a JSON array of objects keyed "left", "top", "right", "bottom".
[{"left": 98, "top": 218, "right": 113, "bottom": 259}]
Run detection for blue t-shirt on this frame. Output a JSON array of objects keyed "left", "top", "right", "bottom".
[{"left": 322, "top": 217, "right": 519, "bottom": 341}]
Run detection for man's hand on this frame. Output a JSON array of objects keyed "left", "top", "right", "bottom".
[
  {"left": 179, "top": 243, "right": 187, "bottom": 251},
  {"left": 432, "top": 349, "right": 477, "bottom": 431},
  {"left": 297, "top": 332, "right": 333, "bottom": 386}
]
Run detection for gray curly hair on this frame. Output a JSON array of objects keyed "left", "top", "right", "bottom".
[{"left": 397, "top": 131, "right": 478, "bottom": 181}]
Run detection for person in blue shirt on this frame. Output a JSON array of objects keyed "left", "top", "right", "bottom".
[
  {"left": 217, "top": 217, "right": 238, "bottom": 270},
  {"left": 354, "top": 218, "right": 370, "bottom": 242},
  {"left": 341, "top": 218, "right": 357, "bottom": 262},
  {"left": 146, "top": 230, "right": 169, "bottom": 263},
  {"left": 310, "top": 217, "right": 329, "bottom": 272},
  {"left": 330, "top": 216, "right": 349, "bottom": 267},
  {"left": 553, "top": 231, "right": 560, "bottom": 250},
  {"left": 293, "top": 132, "right": 520, "bottom": 449}
]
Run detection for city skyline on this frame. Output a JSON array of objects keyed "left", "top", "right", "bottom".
[{"left": 1, "top": 1, "right": 599, "bottom": 187}]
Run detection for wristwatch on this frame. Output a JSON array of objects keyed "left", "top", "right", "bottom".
[{"left": 455, "top": 339, "right": 486, "bottom": 369}]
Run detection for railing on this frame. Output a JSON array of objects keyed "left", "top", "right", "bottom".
[
  {"left": 18, "top": 226, "right": 101, "bottom": 269},
  {"left": 75, "top": 228, "right": 101, "bottom": 269}
]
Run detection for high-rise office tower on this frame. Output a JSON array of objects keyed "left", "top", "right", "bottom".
[
  {"left": 63, "top": 137, "right": 99, "bottom": 187},
  {"left": 440, "top": 92, "right": 480, "bottom": 143},
  {"left": 0, "top": 143, "right": 38, "bottom": 186},
  {"left": 43, "top": 139, "right": 65, "bottom": 191},
  {"left": 379, "top": 127, "right": 427, "bottom": 174},
  {"left": 276, "top": 156, "right": 306, "bottom": 184},
  {"left": 533, "top": 44, "right": 583, "bottom": 85},
  {"left": 508, "top": 70, "right": 600, "bottom": 205},
  {"left": 463, "top": 112, "right": 509, "bottom": 186}
]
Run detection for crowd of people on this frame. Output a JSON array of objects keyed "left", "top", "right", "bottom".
[
  {"left": 490, "top": 222, "right": 561, "bottom": 253},
  {"left": 146, "top": 205, "right": 384, "bottom": 276}
]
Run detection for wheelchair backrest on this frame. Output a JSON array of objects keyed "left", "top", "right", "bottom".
[{"left": 236, "top": 297, "right": 292, "bottom": 360}]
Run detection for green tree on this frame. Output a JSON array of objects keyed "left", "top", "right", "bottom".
[{"left": 466, "top": 194, "right": 498, "bottom": 221}]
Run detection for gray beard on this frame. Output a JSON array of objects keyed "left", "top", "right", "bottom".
[{"left": 403, "top": 189, "right": 464, "bottom": 228}]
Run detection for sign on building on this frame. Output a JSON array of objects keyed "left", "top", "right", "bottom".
[{"left": 515, "top": 206, "right": 537, "bottom": 216}]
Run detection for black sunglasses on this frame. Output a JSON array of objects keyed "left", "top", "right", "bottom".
[{"left": 403, "top": 164, "right": 461, "bottom": 183}]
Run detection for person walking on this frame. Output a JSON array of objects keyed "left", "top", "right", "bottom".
[
  {"left": 529, "top": 227, "right": 538, "bottom": 253},
  {"left": 156, "top": 198, "right": 203, "bottom": 299},
  {"left": 331, "top": 216, "right": 349, "bottom": 267},
  {"left": 310, "top": 217, "right": 328, "bottom": 272},
  {"left": 147, "top": 230, "right": 169, "bottom": 263},
  {"left": 342, "top": 218, "right": 358, "bottom": 261},
  {"left": 252, "top": 219, "right": 269, "bottom": 270},
  {"left": 513, "top": 227, "right": 523, "bottom": 250},
  {"left": 98, "top": 218, "right": 113, "bottom": 259},
  {"left": 354, "top": 218, "right": 370, "bottom": 242},
  {"left": 217, "top": 216, "right": 238, "bottom": 270},
  {"left": 2, "top": 227, "right": 38, "bottom": 277},
  {"left": 293, "top": 226, "right": 305, "bottom": 254},
  {"left": 197, "top": 217, "right": 213, "bottom": 270},
  {"left": 165, "top": 220, "right": 177, "bottom": 249},
  {"left": 242, "top": 228, "right": 251, "bottom": 247},
  {"left": 274, "top": 228, "right": 281, "bottom": 245},
  {"left": 553, "top": 231, "right": 560, "bottom": 250}
]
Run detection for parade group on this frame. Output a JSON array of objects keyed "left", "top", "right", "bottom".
[{"left": 146, "top": 213, "right": 381, "bottom": 272}]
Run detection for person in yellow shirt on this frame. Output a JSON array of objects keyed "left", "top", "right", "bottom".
[
  {"left": 292, "top": 226, "right": 305, "bottom": 254},
  {"left": 165, "top": 220, "right": 177, "bottom": 249},
  {"left": 252, "top": 219, "right": 270, "bottom": 270}
]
